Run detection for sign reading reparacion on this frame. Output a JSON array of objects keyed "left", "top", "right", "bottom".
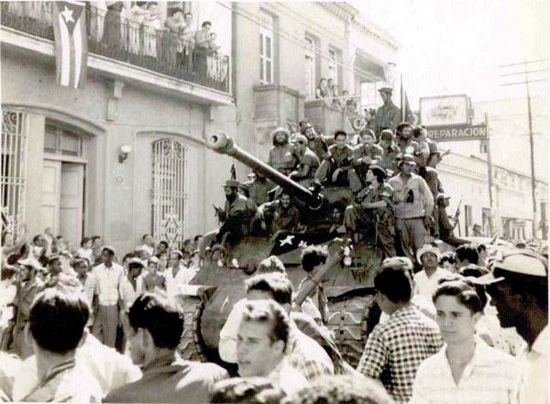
[{"left": 427, "top": 124, "right": 487, "bottom": 142}]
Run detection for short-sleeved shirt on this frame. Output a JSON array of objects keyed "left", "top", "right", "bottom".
[
  {"left": 357, "top": 305, "right": 443, "bottom": 404},
  {"left": 410, "top": 339, "right": 520, "bottom": 404},
  {"left": 91, "top": 263, "right": 124, "bottom": 306},
  {"left": 413, "top": 267, "right": 453, "bottom": 301}
]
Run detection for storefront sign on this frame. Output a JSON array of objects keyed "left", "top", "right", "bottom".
[
  {"left": 420, "top": 95, "right": 470, "bottom": 126},
  {"left": 427, "top": 124, "right": 487, "bottom": 142}
]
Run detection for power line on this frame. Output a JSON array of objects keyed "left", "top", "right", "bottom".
[
  {"left": 501, "top": 79, "right": 548, "bottom": 87},
  {"left": 499, "top": 59, "right": 548, "bottom": 68},
  {"left": 499, "top": 69, "right": 550, "bottom": 77}
]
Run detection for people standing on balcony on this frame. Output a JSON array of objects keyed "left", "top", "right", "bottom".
[
  {"left": 103, "top": 1, "right": 124, "bottom": 53},
  {"left": 267, "top": 128, "right": 297, "bottom": 177},
  {"left": 164, "top": 7, "right": 186, "bottom": 66},
  {"left": 315, "top": 78, "right": 329, "bottom": 100},
  {"left": 207, "top": 32, "right": 222, "bottom": 79},
  {"left": 195, "top": 21, "right": 212, "bottom": 76},
  {"left": 128, "top": 2, "right": 148, "bottom": 55},
  {"left": 374, "top": 86, "right": 401, "bottom": 136},
  {"left": 181, "top": 12, "right": 195, "bottom": 71},
  {"left": 327, "top": 79, "right": 339, "bottom": 109},
  {"left": 142, "top": 2, "right": 161, "bottom": 58}
]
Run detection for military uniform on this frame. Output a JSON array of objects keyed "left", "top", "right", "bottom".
[
  {"left": 353, "top": 143, "right": 384, "bottom": 181},
  {"left": 374, "top": 101, "right": 401, "bottom": 136},
  {"left": 344, "top": 183, "right": 396, "bottom": 258},
  {"left": 254, "top": 199, "right": 301, "bottom": 234},
  {"left": 314, "top": 144, "right": 362, "bottom": 192},
  {"left": 378, "top": 142, "right": 401, "bottom": 175},
  {"left": 268, "top": 144, "right": 297, "bottom": 176},
  {"left": 307, "top": 137, "right": 329, "bottom": 162},
  {"left": 290, "top": 147, "right": 320, "bottom": 188},
  {"left": 243, "top": 177, "right": 272, "bottom": 206}
]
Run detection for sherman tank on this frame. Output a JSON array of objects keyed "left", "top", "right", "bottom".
[{"left": 177, "top": 131, "right": 384, "bottom": 368}]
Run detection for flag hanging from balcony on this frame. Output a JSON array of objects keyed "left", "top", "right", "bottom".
[{"left": 52, "top": 1, "right": 88, "bottom": 88}]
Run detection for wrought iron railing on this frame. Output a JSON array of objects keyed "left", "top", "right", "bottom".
[{"left": 1, "top": 2, "right": 231, "bottom": 94}]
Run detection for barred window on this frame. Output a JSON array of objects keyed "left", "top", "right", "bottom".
[
  {"left": 1, "top": 110, "right": 28, "bottom": 244},
  {"left": 151, "top": 139, "right": 188, "bottom": 248}
]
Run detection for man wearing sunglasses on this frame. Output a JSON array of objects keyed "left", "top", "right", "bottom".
[{"left": 479, "top": 250, "right": 548, "bottom": 404}]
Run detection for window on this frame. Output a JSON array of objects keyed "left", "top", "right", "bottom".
[
  {"left": 1, "top": 110, "right": 28, "bottom": 244},
  {"left": 259, "top": 11, "right": 274, "bottom": 84},
  {"left": 44, "top": 125, "right": 83, "bottom": 156},
  {"left": 304, "top": 36, "right": 316, "bottom": 98},
  {"left": 328, "top": 47, "right": 342, "bottom": 89},
  {"left": 152, "top": 139, "right": 187, "bottom": 247}
]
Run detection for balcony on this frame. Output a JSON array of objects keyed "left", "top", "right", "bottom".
[
  {"left": 304, "top": 99, "right": 364, "bottom": 136},
  {"left": 1, "top": 2, "right": 231, "bottom": 95}
]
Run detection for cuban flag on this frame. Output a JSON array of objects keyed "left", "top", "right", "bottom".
[{"left": 52, "top": 1, "right": 87, "bottom": 88}]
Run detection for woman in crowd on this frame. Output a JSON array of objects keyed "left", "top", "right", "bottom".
[{"left": 410, "top": 279, "right": 520, "bottom": 404}]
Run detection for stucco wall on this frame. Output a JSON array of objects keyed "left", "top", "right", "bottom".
[{"left": 2, "top": 47, "right": 234, "bottom": 252}]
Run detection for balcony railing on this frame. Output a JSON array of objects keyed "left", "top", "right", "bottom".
[{"left": 1, "top": 2, "right": 231, "bottom": 94}]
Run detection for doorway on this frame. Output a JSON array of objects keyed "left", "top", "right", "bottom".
[{"left": 41, "top": 160, "right": 84, "bottom": 242}]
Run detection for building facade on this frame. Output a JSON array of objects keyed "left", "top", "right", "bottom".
[
  {"left": 228, "top": 2, "right": 398, "bottom": 165},
  {"left": 1, "top": 1, "right": 236, "bottom": 253}
]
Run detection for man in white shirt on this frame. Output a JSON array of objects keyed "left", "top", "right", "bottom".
[
  {"left": 481, "top": 249, "right": 548, "bottom": 404},
  {"left": 91, "top": 246, "right": 124, "bottom": 348},
  {"left": 413, "top": 244, "right": 452, "bottom": 301},
  {"left": 119, "top": 258, "right": 144, "bottom": 313},
  {"left": 164, "top": 251, "right": 196, "bottom": 298},
  {"left": 237, "top": 299, "right": 307, "bottom": 396}
]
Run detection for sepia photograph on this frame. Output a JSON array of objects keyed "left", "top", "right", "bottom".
[{"left": 0, "top": 0, "right": 548, "bottom": 403}]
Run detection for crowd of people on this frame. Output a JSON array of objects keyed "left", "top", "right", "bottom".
[
  {"left": 0, "top": 83, "right": 547, "bottom": 402},
  {"left": 0, "top": 228, "right": 547, "bottom": 403},
  {"left": 315, "top": 78, "right": 360, "bottom": 114}
]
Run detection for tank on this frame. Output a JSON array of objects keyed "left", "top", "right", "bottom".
[{"left": 177, "top": 132, "right": 383, "bottom": 368}]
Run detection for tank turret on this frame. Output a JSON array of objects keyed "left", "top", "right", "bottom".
[{"left": 206, "top": 131, "right": 323, "bottom": 210}]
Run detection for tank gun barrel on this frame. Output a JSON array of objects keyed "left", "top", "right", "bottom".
[{"left": 206, "top": 131, "right": 323, "bottom": 210}]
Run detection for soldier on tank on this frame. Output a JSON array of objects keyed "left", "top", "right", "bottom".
[
  {"left": 252, "top": 191, "right": 301, "bottom": 236},
  {"left": 312, "top": 130, "right": 362, "bottom": 193},
  {"left": 267, "top": 127, "right": 297, "bottom": 176},
  {"left": 201, "top": 180, "right": 257, "bottom": 257},
  {"left": 373, "top": 86, "right": 401, "bottom": 136},
  {"left": 377, "top": 129, "right": 401, "bottom": 175},
  {"left": 243, "top": 171, "right": 272, "bottom": 206},
  {"left": 289, "top": 134, "right": 320, "bottom": 188},
  {"left": 353, "top": 129, "right": 383, "bottom": 185},
  {"left": 302, "top": 123, "right": 328, "bottom": 162},
  {"left": 344, "top": 165, "right": 396, "bottom": 258}
]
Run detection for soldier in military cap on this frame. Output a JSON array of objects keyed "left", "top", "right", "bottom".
[
  {"left": 216, "top": 180, "right": 257, "bottom": 247},
  {"left": 312, "top": 130, "right": 362, "bottom": 193},
  {"left": 388, "top": 154, "right": 434, "bottom": 264},
  {"left": 373, "top": 86, "right": 401, "bottom": 136}
]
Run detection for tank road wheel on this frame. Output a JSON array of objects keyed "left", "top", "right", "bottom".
[
  {"left": 327, "top": 295, "right": 375, "bottom": 368},
  {"left": 177, "top": 296, "right": 207, "bottom": 362}
]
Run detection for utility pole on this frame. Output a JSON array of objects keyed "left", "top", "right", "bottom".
[
  {"left": 485, "top": 113, "right": 495, "bottom": 237},
  {"left": 525, "top": 74, "right": 538, "bottom": 239},
  {"left": 499, "top": 59, "right": 548, "bottom": 239}
]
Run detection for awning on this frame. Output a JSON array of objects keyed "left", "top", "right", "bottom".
[{"left": 354, "top": 51, "right": 387, "bottom": 82}]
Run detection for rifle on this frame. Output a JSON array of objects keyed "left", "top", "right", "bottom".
[{"left": 454, "top": 198, "right": 462, "bottom": 220}]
